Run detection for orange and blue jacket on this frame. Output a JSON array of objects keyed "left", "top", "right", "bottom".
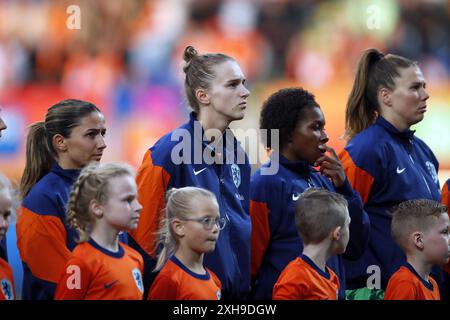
[
  {"left": 340, "top": 116, "right": 442, "bottom": 289},
  {"left": 17, "top": 163, "right": 81, "bottom": 300},
  {"left": 129, "top": 112, "right": 251, "bottom": 300},
  {"left": 17, "top": 163, "right": 129, "bottom": 299},
  {"left": 250, "top": 153, "right": 369, "bottom": 300}
]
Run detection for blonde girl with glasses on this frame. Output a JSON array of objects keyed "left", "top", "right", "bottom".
[{"left": 148, "top": 187, "right": 224, "bottom": 300}]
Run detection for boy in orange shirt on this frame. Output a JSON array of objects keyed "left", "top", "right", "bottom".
[
  {"left": 273, "top": 188, "right": 350, "bottom": 300},
  {"left": 385, "top": 199, "right": 449, "bottom": 300},
  {"left": 441, "top": 180, "right": 450, "bottom": 283}
]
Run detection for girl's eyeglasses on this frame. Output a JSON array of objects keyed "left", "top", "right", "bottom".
[{"left": 180, "top": 216, "right": 227, "bottom": 230}]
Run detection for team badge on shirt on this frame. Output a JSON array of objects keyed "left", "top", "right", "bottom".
[
  {"left": 1, "top": 278, "right": 14, "bottom": 300},
  {"left": 132, "top": 268, "right": 144, "bottom": 293},
  {"left": 231, "top": 164, "right": 241, "bottom": 188},
  {"left": 425, "top": 161, "right": 438, "bottom": 184}
]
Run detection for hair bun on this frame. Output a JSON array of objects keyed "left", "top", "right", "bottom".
[
  {"left": 183, "top": 46, "right": 198, "bottom": 63},
  {"left": 183, "top": 46, "right": 198, "bottom": 73}
]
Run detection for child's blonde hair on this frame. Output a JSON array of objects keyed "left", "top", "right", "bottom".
[
  {"left": 0, "top": 173, "right": 17, "bottom": 224},
  {"left": 154, "top": 187, "right": 219, "bottom": 271},
  {"left": 0, "top": 173, "right": 12, "bottom": 195},
  {"left": 66, "top": 162, "right": 135, "bottom": 243},
  {"left": 295, "top": 188, "right": 348, "bottom": 244},
  {"left": 391, "top": 199, "right": 448, "bottom": 252}
]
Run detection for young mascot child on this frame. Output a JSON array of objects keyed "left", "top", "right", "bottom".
[
  {"left": 0, "top": 173, "right": 15, "bottom": 300},
  {"left": 385, "top": 199, "right": 449, "bottom": 300},
  {"left": 55, "top": 163, "right": 144, "bottom": 300},
  {"left": 273, "top": 188, "right": 350, "bottom": 300},
  {"left": 149, "top": 187, "right": 223, "bottom": 300}
]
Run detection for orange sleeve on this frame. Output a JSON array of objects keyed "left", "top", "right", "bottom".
[
  {"left": 442, "top": 181, "right": 449, "bottom": 208},
  {"left": 384, "top": 280, "right": 417, "bottom": 300},
  {"left": 129, "top": 150, "right": 171, "bottom": 257},
  {"left": 249, "top": 200, "right": 271, "bottom": 282},
  {"left": 339, "top": 149, "right": 375, "bottom": 204},
  {"left": 54, "top": 257, "right": 90, "bottom": 300},
  {"left": 16, "top": 206, "right": 72, "bottom": 283},
  {"left": 148, "top": 274, "right": 178, "bottom": 300}
]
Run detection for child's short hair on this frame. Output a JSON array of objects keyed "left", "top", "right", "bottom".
[
  {"left": 391, "top": 199, "right": 448, "bottom": 251},
  {"left": 66, "top": 162, "right": 136, "bottom": 242},
  {"left": 295, "top": 188, "right": 348, "bottom": 244}
]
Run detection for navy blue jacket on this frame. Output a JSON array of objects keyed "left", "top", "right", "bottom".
[
  {"left": 250, "top": 153, "right": 370, "bottom": 300},
  {"left": 18, "top": 164, "right": 80, "bottom": 300},
  {"left": 340, "top": 116, "right": 441, "bottom": 289},
  {"left": 130, "top": 112, "right": 251, "bottom": 300}
]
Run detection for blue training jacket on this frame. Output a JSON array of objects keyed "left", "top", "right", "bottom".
[
  {"left": 130, "top": 112, "right": 251, "bottom": 300},
  {"left": 250, "top": 153, "right": 370, "bottom": 300},
  {"left": 340, "top": 116, "right": 441, "bottom": 289},
  {"left": 17, "top": 163, "right": 80, "bottom": 300},
  {"left": 17, "top": 163, "right": 128, "bottom": 300}
]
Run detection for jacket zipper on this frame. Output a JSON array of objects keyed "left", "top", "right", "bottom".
[{"left": 408, "top": 141, "right": 432, "bottom": 198}]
